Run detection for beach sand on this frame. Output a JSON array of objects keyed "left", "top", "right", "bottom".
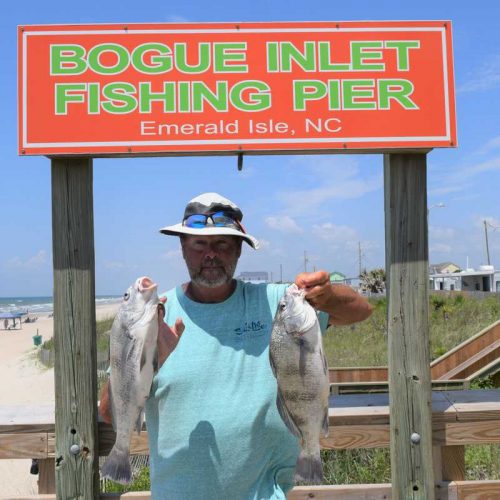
[{"left": 0, "top": 302, "right": 120, "bottom": 496}]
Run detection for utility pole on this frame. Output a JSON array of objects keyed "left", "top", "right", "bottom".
[
  {"left": 304, "top": 251, "right": 309, "bottom": 272},
  {"left": 280, "top": 263, "right": 283, "bottom": 283},
  {"left": 358, "top": 241, "right": 362, "bottom": 277},
  {"left": 270, "top": 271, "right": 273, "bottom": 283},
  {"left": 484, "top": 220, "right": 491, "bottom": 266}
]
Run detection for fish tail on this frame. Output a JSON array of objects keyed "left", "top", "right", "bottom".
[
  {"left": 101, "top": 446, "right": 132, "bottom": 484},
  {"left": 294, "top": 448, "right": 323, "bottom": 484}
]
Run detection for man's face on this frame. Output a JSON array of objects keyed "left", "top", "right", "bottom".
[{"left": 181, "top": 235, "right": 242, "bottom": 288}]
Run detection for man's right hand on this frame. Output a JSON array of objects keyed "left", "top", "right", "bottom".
[
  {"left": 98, "top": 298, "right": 185, "bottom": 425},
  {"left": 157, "top": 297, "right": 185, "bottom": 367}
]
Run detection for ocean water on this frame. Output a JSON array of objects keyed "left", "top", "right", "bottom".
[{"left": 0, "top": 295, "right": 121, "bottom": 315}]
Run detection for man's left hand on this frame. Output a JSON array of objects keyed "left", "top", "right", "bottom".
[
  {"left": 295, "top": 270, "right": 332, "bottom": 310},
  {"left": 295, "top": 270, "right": 373, "bottom": 325}
]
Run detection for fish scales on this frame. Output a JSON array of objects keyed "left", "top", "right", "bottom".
[
  {"left": 269, "top": 284, "right": 330, "bottom": 485},
  {"left": 100, "top": 276, "right": 160, "bottom": 484}
]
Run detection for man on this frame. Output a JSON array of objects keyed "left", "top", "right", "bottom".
[{"left": 101, "top": 192, "right": 372, "bottom": 499}]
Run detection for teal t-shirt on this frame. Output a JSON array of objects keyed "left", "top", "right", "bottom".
[{"left": 145, "top": 280, "right": 328, "bottom": 500}]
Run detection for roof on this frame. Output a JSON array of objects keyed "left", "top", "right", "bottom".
[
  {"left": 430, "top": 269, "right": 498, "bottom": 278},
  {"left": 429, "top": 262, "right": 461, "bottom": 274},
  {"left": 0, "top": 312, "right": 26, "bottom": 319}
]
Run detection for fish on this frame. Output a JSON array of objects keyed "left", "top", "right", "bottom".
[
  {"left": 269, "top": 284, "right": 330, "bottom": 484},
  {"left": 101, "top": 276, "right": 160, "bottom": 484}
]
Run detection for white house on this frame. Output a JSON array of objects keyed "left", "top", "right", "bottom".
[
  {"left": 236, "top": 271, "right": 269, "bottom": 284},
  {"left": 429, "top": 265, "right": 500, "bottom": 292}
]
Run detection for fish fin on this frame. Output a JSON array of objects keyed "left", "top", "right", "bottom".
[
  {"left": 140, "top": 346, "right": 147, "bottom": 371},
  {"left": 152, "top": 347, "right": 158, "bottom": 373},
  {"left": 101, "top": 446, "right": 132, "bottom": 484},
  {"left": 321, "top": 348, "right": 328, "bottom": 376},
  {"left": 322, "top": 407, "right": 329, "bottom": 438},
  {"left": 135, "top": 411, "right": 143, "bottom": 435},
  {"left": 269, "top": 350, "right": 277, "bottom": 378},
  {"left": 299, "top": 339, "right": 307, "bottom": 378},
  {"left": 108, "top": 384, "right": 117, "bottom": 433},
  {"left": 294, "top": 448, "right": 323, "bottom": 485},
  {"left": 276, "top": 389, "right": 302, "bottom": 439}
]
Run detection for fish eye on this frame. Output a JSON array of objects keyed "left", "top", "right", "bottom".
[
  {"left": 123, "top": 292, "right": 130, "bottom": 301},
  {"left": 280, "top": 302, "right": 286, "bottom": 310}
]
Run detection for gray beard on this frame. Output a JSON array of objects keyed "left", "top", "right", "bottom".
[{"left": 187, "top": 258, "right": 237, "bottom": 288}]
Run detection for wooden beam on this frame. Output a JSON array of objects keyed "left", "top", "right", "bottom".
[
  {"left": 7, "top": 481, "right": 500, "bottom": 500},
  {"left": 51, "top": 158, "right": 99, "bottom": 498},
  {"left": 384, "top": 153, "right": 435, "bottom": 499}
]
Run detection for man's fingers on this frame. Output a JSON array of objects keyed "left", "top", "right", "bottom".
[{"left": 174, "top": 318, "right": 185, "bottom": 338}]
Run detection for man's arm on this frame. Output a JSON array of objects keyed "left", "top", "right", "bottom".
[{"left": 295, "top": 270, "right": 373, "bottom": 326}]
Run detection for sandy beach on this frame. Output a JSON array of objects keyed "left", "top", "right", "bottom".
[{"left": 0, "top": 302, "right": 120, "bottom": 496}]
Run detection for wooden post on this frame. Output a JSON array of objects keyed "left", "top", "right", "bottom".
[
  {"left": 38, "top": 458, "right": 56, "bottom": 494},
  {"left": 52, "top": 158, "right": 99, "bottom": 498},
  {"left": 384, "top": 153, "right": 435, "bottom": 499}
]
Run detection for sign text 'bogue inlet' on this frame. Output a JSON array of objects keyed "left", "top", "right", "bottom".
[{"left": 18, "top": 21, "right": 457, "bottom": 156}]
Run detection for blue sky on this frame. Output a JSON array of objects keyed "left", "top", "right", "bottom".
[{"left": 1, "top": 1, "right": 499, "bottom": 296}]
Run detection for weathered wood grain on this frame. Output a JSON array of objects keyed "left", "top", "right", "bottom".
[
  {"left": 6, "top": 481, "right": 500, "bottom": 500},
  {"left": 51, "top": 157, "right": 99, "bottom": 499},
  {"left": 384, "top": 153, "right": 434, "bottom": 499}
]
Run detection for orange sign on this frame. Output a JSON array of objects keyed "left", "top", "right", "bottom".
[{"left": 18, "top": 21, "right": 457, "bottom": 156}]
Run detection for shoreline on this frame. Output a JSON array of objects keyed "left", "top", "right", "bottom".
[{"left": 0, "top": 301, "right": 120, "bottom": 496}]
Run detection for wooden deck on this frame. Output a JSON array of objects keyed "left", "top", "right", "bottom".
[{"left": 1, "top": 389, "right": 500, "bottom": 497}]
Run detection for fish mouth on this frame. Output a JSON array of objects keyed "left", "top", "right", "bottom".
[{"left": 137, "top": 276, "right": 158, "bottom": 292}]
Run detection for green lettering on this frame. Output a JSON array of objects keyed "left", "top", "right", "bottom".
[
  {"left": 139, "top": 82, "right": 176, "bottom": 113},
  {"left": 342, "top": 80, "right": 376, "bottom": 109},
  {"left": 192, "top": 81, "right": 228, "bottom": 112},
  {"left": 281, "top": 42, "right": 316, "bottom": 71},
  {"left": 178, "top": 82, "right": 191, "bottom": 112},
  {"left": 88, "top": 44, "right": 129, "bottom": 74},
  {"left": 385, "top": 41, "right": 420, "bottom": 71},
  {"left": 378, "top": 79, "right": 418, "bottom": 109},
  {"left": 55, "top": 83, "right": 86, "bottom": 114},
  {"left": 51, "top": 45, "right": 87, "bottom": 74},
  {"left": 214, "top": 43, "right": 248, "bottom": 72},
  {"left": 293, "top": 80, "right": 327, "bottom": 110},
  {"left": 351, "top": 42, "right": 385, "bottom": 71},
  {"left": 88, "top": 83, "right": 100, "bottom": 113},
  {"left": 266, "top": 42, "right": 279, "bottom": 72},
  {"left": 101, "top": 83, "right": 137, "bottom": 113},
  {"left": 132, "top": 43, "right": 172, "bottom": 74},
  {"left": 328, "top": 80, "right": 341, "bottom": 110},
  {"left": 175, "top": 43, "right": 210, "bottom": 73},
  {"left": 318, "top": 42, "right": 350, "bottom": 71},
  {"left": 230, "top": 81, "right": 270, "bottom": 111}
]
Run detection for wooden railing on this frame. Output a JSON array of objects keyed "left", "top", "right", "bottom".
[
  {"left": 1, "top": 389, "right": 500, "bottom": 498},
  {"left": 328, "top": 319, "right": 500, "bottom": 394}
]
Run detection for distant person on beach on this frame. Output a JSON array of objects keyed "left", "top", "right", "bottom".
[
  {"left": 3, "top": 319, "right": 7, "bottom": 330},
  {"left": 100, "top": 192, "right": 372, "bottom": 499}
]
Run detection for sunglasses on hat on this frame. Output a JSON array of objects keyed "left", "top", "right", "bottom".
[{"left": 182, "top": 211, "right": 247, "bottom": 233}]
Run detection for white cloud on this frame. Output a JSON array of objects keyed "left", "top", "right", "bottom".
[
  {"left": 6, "top": 250, "right": 47, "bottom": 270},
  {"left": 104, "top": 261, "right": 125, "bottom": 270},
  {"left": 458, "top": 55, "right": 500, "bottom": 93},
  {"left": 429, "top": 226, "right": 456, "bottom": 240},
  {"left": 276, "top": 156, "right": 382, "bottom": 215},
  {"left": 265, "top": 215, "right": 303, "bottom": 233},
  {"left": 430, "top": 243, "right": 453, "bottom": 253},
  {"left": 312, "top": 222, "right": 357, "bottom": 242},
  {"left": 162, "top": 249, "right": 183, "bottom": 260}
]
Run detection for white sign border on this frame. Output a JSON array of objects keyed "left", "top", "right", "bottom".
[{"left": 21, "top": 26, "right": 453, "bottom": 150}]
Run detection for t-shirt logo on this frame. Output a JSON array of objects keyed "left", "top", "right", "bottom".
[{"left": 234, "top": 321, "right": 266, "bottom": 335}]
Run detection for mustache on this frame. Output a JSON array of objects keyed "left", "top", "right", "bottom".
[{"left": 202, "top": 257, "right": 224, "bottom": 267}]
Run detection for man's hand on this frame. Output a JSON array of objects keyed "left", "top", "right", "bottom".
[
  {"left": 295, "top": 270, "right": 373, "bottom": 325},
  {"left": 157, "top": 297, "right": 185, "bottom": 368},
  {"left": 98, "top": 298, "right": 185, "bottom": 425}
]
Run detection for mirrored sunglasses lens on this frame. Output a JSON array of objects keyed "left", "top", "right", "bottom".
[
  {"left": 211, "top": 211, "right": 237, "bottom": 227},
  {"left": 184, "top": 215, "right": 208, "bottom": 228}
]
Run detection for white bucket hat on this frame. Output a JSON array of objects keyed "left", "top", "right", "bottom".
[{"left": 159, "top": 192, "right": 260, "bottom": 249}]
